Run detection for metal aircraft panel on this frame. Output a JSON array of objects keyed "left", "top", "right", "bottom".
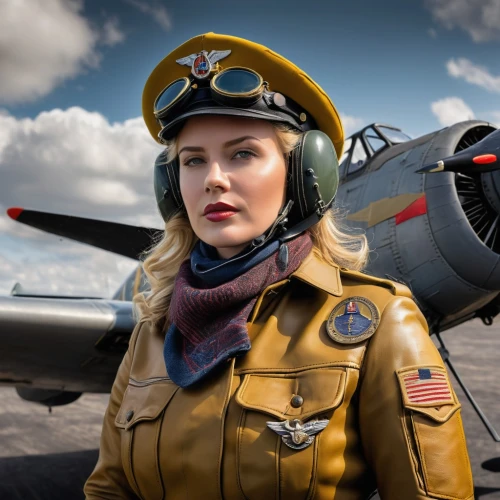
[
  {"left": 0, "top": 296, "right": 134, "bottom": 392},
  {"left": 337, "top": 120, "right": 499, "bottom": 329}
]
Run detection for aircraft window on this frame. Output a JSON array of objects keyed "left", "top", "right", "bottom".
[
  {"left": 378, "top": 126, "right": 411, "bottom": 144},
  {"left": 347, "top": 139, "right": 367, "bottom": 174},
  {"left": 339, "top": 137, "right": 352, "bottom": 176},
  {"left": 364, "top": 127, "right": 386, "bottom": 153},
  {"left": 340, "top": 138, "right": 352, "bottom": 162}
]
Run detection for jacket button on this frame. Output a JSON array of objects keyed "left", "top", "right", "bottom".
[
  {"left": 290, "top": 395, "right": 304, "bottom": 408},
  {"left": 125, "top": 410, "right": 134, "bottom": 422}
]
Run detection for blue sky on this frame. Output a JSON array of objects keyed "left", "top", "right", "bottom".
[
  {"left": 5, "top": 0, "right": 500, "bottom": 136},
  {"left": 0, "top": 0, "right": 499, "bottom": 296}
]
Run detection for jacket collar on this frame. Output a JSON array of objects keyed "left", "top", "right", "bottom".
[
  {"left": 290, "top": 250, "right": 343, "bottom": 296},
  {"left": 248, "top": 249, "right": 343, "bottom": 324}
]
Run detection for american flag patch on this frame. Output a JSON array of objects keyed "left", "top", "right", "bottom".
[{"left": 397, "top": 366, "right": 454, "bottom": 407}]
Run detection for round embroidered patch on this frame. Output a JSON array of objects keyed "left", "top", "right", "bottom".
[{"left": 326, "top": 296, "right": 380, "bottom": 344}]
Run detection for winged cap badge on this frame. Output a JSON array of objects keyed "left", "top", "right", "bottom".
[
  {"left": 176, "top": 49, "right": 232, "bottom": 79},
  {"left": 266, "top": 418, "right": 329, "bottom": 450}
]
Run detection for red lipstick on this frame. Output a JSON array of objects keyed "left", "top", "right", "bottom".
[{"left": 203, "top": 202, "right": 239, "bottom": 222}]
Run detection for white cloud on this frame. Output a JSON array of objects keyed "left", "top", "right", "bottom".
[
  {"left": 431, "top": 97, "right": 476, "bottom": 126},
  {"left": 0, "top": 107, "right": 162, "bottom": 220},
  {"left": 0, "top": 239, "right": 138, "bottom": 298},
  {"left": 0, "top": 0, "right": 98, "bottom": 104},
  {"left": 425, "top": 0, "right": 500, "bottom": 42},
  {"left": 0, "top": 107, "right": 164, "bottom": 296},
  {"left": 447, "top": 58, "right": 500, "bottom": 93},
  {"left": 428, "top": 28, "right": 438, "bottom": 39},
  {"left": 78, "top": 179, "right": 139, "bottom": 206},
  {"left": 125, "top": 0, "right": 172, "bottom": 31},
  {"left": 340, "top": 113, "right": 365, "bottom": 136},
  {"left": 101, "top": 17, "right": 126, "bottom": 47},
  {"left": 0, "top": 1, "right": 126, "bottom": 105},
  {"left": 488, "top": 111, "right": 500, "bottom": 127}
]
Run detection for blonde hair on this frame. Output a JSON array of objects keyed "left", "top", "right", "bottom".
[{"left": 135, "top": 122, "right": 368, "bottom": 329}]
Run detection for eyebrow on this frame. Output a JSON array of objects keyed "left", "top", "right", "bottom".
[
  {"left": 223, "top": 135, "right": 261, "bottom": 148},
  {"left": 178, "top": 136, "right": 261, "bottom": 156}
]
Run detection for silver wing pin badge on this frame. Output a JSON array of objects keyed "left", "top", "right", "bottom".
[
  {"left": 266, "top": 418, "right": 329, "bottom": 450},
  {"left": 176, "top": 49, "right": 231, "bottom": 79}
]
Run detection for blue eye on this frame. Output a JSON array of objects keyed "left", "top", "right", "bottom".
[
  {"left": 185, "top": 157, "right": 204, "bottom": 166},
  {"left": 234, "top": 150, "right": 255, "bottom": 159}
]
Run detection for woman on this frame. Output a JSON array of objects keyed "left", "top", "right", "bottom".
[{"left": 85, "top": 33, "right": 474, "bottom": 499}]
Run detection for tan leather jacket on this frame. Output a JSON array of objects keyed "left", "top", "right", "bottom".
[{"left": 84, "top": 252, "right": 474, "bottom": 500}]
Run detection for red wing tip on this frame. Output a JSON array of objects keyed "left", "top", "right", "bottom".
[{"left": 6, "top": 207, "right": 24, "bottom": 220}]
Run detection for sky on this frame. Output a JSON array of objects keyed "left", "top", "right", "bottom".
[{"left": 0, "top": 0, "right": 499, "bottom": 297}]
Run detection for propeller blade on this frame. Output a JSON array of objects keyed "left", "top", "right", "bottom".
[
  {"left": 7, "top": 208, "right": 163, "bottom": 260},
  {"left": 417, "top": 128, "right": 500, "bottom": 174}
]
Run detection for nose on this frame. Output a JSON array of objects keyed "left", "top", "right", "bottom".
[{"left": 204, "top": 160, "right": 230, "bottom": 193}]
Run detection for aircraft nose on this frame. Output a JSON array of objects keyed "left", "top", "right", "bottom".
[{"left": 417, "top": 128, "right": 500, "bottom": 174}]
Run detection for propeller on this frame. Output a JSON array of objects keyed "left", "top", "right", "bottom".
[
  {"left": 6, "top": 207, "right": 163, "bottom": 260},
  {"left": 417, "top": 128, "right": 500, "bottom": 174}
]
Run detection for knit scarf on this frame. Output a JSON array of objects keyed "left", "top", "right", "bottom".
[{"left": 163, "top": 233, "right": 313, "bottom": 387}]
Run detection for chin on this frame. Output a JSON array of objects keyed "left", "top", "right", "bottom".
[
  {"left": 202, "top": 234, "right": 252, "bottom": 250},
  {"left": 198, "top": 226, "right": 256, "bottom": 252}
]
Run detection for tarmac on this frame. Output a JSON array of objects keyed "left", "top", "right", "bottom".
[{"left": 0, "top": 318, "right": 499, "bottom": 499}]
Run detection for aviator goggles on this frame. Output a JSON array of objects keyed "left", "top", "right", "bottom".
[{"left": 153, "top": 67, "right": 310, "bottom": 140}]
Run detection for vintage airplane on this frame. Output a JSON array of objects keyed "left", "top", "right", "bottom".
[{"left": 2, "top": 119, "right": 500, "bottom": 443}]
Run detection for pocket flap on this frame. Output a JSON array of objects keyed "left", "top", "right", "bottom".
[
  {"left": 115, "top": 379, "right": 178, "bottom": 430},
  {"left": 407, "top": 402, "right": 461, "bottom": 423},
  {"left": 235, "top": 368, "right": 346, "bottom": 420}
]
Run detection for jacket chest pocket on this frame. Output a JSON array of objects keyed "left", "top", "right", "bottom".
[
  {"left": 115, "top": 378, "right": 179, "bottom": 500},
  {"left": 234, "top": 368, "right": 346, "bottom": 500}
]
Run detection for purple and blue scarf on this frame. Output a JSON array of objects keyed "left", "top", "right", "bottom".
[{"left": 163, "top": 234, "right": 313, "bottom": 387}]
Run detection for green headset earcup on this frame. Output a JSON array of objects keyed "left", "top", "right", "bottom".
[
  {"left": 153, "top": 150, "right": 184, "bottom": 222},
  {"left": 288, "top": 130, "right": 339, "bottom": 225}
]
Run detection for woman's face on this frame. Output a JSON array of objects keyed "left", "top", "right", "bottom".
[{"left": 178, "top": 115, "right": 287, "bottom": 259}]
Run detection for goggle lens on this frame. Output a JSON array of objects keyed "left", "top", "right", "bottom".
[
  {"left": 213, "top": 68, "right": 262, "bottom": 95},
  {"left": 155, "top": 68, "right": 270, "bottom": 138},
  {"left": 154, "top": 78, "right": 189, "bottom": 116}
]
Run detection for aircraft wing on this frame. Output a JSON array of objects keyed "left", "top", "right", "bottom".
[
  {"left": 0, "top": 295, "right": 135, "bottom": 393},
  {"left": 7, "top": 208, "right": 163, "bottom": 260}
]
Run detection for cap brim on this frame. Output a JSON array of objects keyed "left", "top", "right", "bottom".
[{"left": 158, "top": 106, "right": 301, "bottom": 141}]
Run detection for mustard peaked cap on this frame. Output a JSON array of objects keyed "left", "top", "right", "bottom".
[{"left": 142, "top": 32, "right": 344, "bottom": 158}]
